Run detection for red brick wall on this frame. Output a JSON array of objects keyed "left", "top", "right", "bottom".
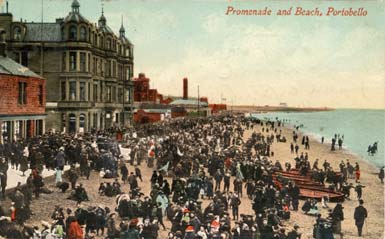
[
  {"left": 209, "top": 104, "right": 227, "bottom": 114},
  {"left": 148, "top": 89, "right": 158, "bottom": 102},
  {"left": 0, "top": 74, "right": 46, "bottom": 115},
  {"left": 133, "top": 110, "right": 162, "bottom": 123}
]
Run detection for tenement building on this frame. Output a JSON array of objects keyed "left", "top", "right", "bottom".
[{"left": 0, "top": 0, "right": 134, "bottom": 134}]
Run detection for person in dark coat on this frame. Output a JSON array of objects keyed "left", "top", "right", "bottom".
[
  {"left": 120, "top": 164, "right": 128, "bottom": 183},
  {"left": 354, "top": 200, "right": 367, "bottom": 237},
  {"left": 332, "top": 203, "right": 344, "bottom": 234},
  {"left": 0, "top": 158, "right": 8, "bottom": 199}
]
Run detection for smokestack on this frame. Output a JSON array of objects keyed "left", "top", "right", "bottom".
[{"left": 183, "top": 77, "right": 188, "bottom": 99}]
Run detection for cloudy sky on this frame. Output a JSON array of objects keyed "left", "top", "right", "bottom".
[{"left": 4, "top": 0, "right": 385, "bottom": 109}]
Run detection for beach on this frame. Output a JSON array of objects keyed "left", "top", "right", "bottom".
[{"left": 1, "top": 117, "right": 381, "bottom": 239}]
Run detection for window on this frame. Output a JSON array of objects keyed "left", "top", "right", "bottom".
[
  {"left": 61, "top": 81, "right": 66, "bottom": 100},
  {"left": 69, "top": 81, "right": 76, "bottom": 100},
  {"left": 93, "top": 34, "right": 97, "bottom": 45},
  {"left": 79, "top": 26, "right": 87, "bottom": 41},
  {"left": 88, "top": 82, "right": 91, "bottom": 101},
  {"left": 93, "top": 57, "right": 97, "bottom": 74},
  {"left": 13, "top": 26, "right": 21, "bottom": 41},
  {"left": 93, "top": 113, "right": 97, "bottom": 128},
  {"left": 69, "top": 52, "right": 77, "bottom": 71},
  {"left": 80, "top": 52, "right": 86, "bottom": 72},
  {"left": 115, "top": 113, "right": 119, "bottom": 123},
  {"left": 79, "top": 113, "right": 86, "bottom": 128},
  {"left": 118, "top": 88, "right": 123, "bottom": 103},
  {"left": 93, "top": 82, "right": 98, "bottom": 102},
  {"left": 79, "top": 82, "right": 86, "bottom": 101},
  {"left": 38, "top": 85, "right": 43, "bottom": 105},
  {"left": 100, "top": 82, "right": 104, "bottom": 102},
  {"left": 112, "top": 61, "right": 116, "bottom": 77},
  {"left": 106, "top": 60, "right": 111, "bottom": 77},
  {"left": 69, "top": 26, "right": 77, "bottom": 40},
  {"left": 112, "top": 86, "right": 116, "bottom": 102},
  {"left": 106, "top": 38, "right": 111, "bottom": 50},
  {"left": 15, "top": 121, "right": 23, "bottom": 139},
  {"left": 62, "top": 52, "right": 66, "bottom": 71},
  {"left": 18, "top": 82, "right": 27, "bottom": 105},
  {"left": 88, "top": 53, "right": 91, "bottom": 73},
  {"left": 106, "top": 86, "right": 112, "bottom": 102},
  {"left": 124, "top": 88, "right": 130, "bottom": 103},
  {"left": 126, "top": 67, "right": 130, "bottom": 80}
]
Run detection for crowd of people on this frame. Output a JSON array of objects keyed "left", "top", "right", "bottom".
[{"left": 0, "top": 114, "right": 378, "bottom": 239}]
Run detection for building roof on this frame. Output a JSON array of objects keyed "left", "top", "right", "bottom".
[
  {"left": 169, "top": 99, "right": 208, "bottom": 107},
  {"left": 134, "top": 109, "right": 170, "bottom": 114},
  {"left": 24, "top": 23, "right": 61, "bottom": 42},
  {"left": 64, "top": 12, "right": 90, "bottom": 24},
  {"left": 0, "top": 56, "right": 42, "bottom": 78}
]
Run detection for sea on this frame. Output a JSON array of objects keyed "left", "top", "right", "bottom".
[{"left": 250, "top": 109, "right": 385, "bottom": 168}]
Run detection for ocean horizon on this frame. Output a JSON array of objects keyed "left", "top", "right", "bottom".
[{"left": 251, "top": 109, "right": 385, "bottom": 168}]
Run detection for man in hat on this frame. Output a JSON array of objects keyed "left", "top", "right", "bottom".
[{"left": 354, "top": 199, "right": 367, "bottom": 237}]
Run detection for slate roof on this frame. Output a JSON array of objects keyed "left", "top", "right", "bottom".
[
  {"left": 99, "top": 25, "right": 114, "bottom": 35},
  {"left": 0, "top": 55, "right": 42, "bottom": 78},
  {"left": 64, "top": 12, "right": 90, "bottom": 24},
  {"left": 120, "top": 35, "right": 132, "bottom": 46},
  {"left": 169, "top": 99, "right": 209, "bottom": 107},
  {"left": 134, "top": 109, "right": 170, "bottom": 114},
  {"left": 24, "top": 23, "right": 61, "bottom": 42}
]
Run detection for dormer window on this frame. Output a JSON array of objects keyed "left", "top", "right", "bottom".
[
  {"left": 69, "top": 26, "right": 77, "bottom": 40},
  {"left": 13, "top": 26, "right": 21, "bottom": 41},
  {"left": 79, "top": 26, "right": 87, "bottom": 41}
]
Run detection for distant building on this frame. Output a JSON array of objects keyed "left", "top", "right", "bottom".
[
  {"left": 209, "top": 104, "right": 227, "bottom": 114},
  {"left": 1, "top": 0, "right": 134, "bottom": 133},
  {"left": 133, "top": 73, "right": 165, "bottom": 104},
  {"left": 0, "top": 30, "right": 46, "bottom": 142},
  {"left": 169, "top": 99, "right": 211, "bottom": 116},
  {"left": 279, "top": 102, "right": 288, "bottom": 107}
]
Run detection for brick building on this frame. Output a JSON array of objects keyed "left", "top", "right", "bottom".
[
  {"left": 0, "top": 31, "right": 46, "bottom": 143},
  {"left": 133, "top": 73, "right": 164, "bottom": 103},
  {"left": 0, "top": 0, "right": 134, "bottom": 134}
]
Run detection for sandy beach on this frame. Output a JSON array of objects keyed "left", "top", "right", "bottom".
[{"left": 1, "top": 120, "right": 381, "bottom": 239}]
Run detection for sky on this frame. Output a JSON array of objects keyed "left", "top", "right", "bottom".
[{"left": 2, "top": 0, "right": 385, "bottom": 109}]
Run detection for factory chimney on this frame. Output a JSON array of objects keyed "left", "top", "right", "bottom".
[{"left": 183, "top": 77, "right": 188, "bottom": 99}]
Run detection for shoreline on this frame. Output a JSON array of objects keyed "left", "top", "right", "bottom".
[{"left": 249, "top": 111, "right": 384, "bottom": 169}]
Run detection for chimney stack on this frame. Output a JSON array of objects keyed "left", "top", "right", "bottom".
[
  {"left": 183, "top": 77, "right": 188, "bottom": 99},
  {"left": 0, "top": 29, "right": 6, "bottom": 57}
]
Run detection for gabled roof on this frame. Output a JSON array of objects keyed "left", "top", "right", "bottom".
[
  {"left": 24, "top": 23, "right": 61, "bottom": 42},
  {"left": 0, "top": 55, "right": 42, "bottom": 78}
]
